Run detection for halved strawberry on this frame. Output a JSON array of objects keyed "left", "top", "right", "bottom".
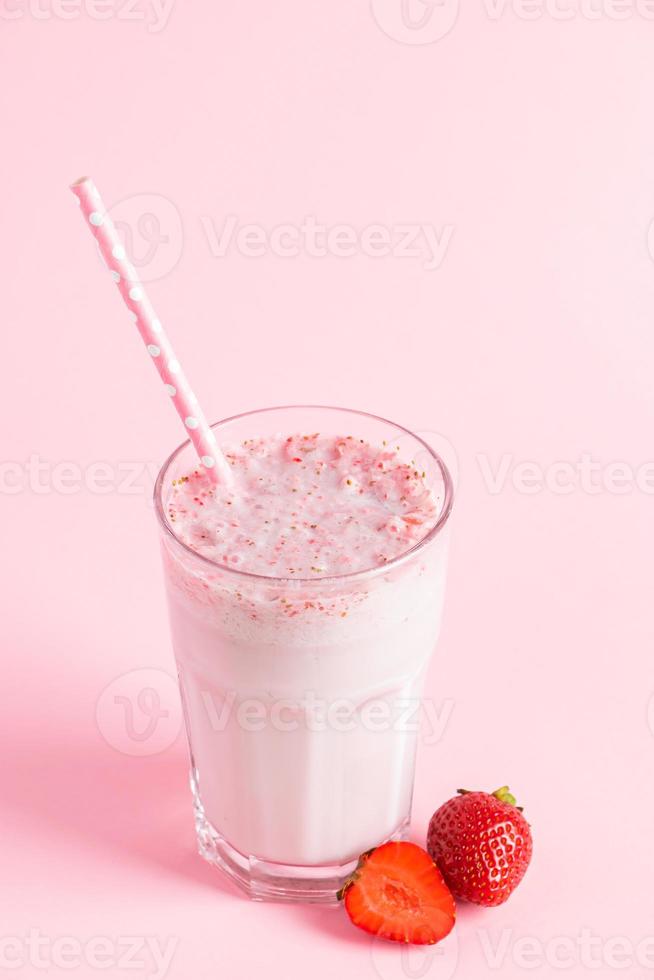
[{"left": 339, "top": 841, "right": 456, "bottom": 945}]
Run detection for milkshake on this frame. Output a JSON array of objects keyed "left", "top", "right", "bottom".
[{"left": 155, "top": 406, "right": 453, "bottom": 902}]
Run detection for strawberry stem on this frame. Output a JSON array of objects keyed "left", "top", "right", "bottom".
[
  {"left": 456, "top": 786, "right": 523, "bottom": 809},
  {"left": 492, "top": 786, "right": 517, "bottom": 807}
]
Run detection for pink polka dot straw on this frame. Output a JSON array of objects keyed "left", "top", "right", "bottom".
[{"left": 70, "top": 176, "right": 232, "bottom": 486}]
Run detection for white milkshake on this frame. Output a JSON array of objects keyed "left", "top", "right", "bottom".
[{"left": 155, "top": 407, "right": 453, "bottom": 902}]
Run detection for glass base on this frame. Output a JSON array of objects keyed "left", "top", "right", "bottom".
[{"left": 192, "top": 779, "right": 411, "bottom": 904}]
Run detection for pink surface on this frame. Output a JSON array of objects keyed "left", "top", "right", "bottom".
[{"left": 2, "top": 3, "right": 654, "bottom": 978}]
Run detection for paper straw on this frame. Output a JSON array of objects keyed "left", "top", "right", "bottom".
[{"left": 70, "top": 176, "right": 232, "bottom": 486}]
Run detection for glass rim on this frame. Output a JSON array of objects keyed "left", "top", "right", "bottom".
[{"left": 154, "top": 404, "right": 454, "bottom": 586}]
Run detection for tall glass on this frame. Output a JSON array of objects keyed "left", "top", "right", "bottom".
[{"left": 154, "top": 406, "right": 453, "bottom": 903}]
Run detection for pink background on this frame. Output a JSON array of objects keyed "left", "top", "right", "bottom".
[{"left": 2, "top": 2, "right": 654, "bottom": 978}]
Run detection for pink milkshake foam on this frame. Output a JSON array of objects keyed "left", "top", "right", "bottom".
[{"left": 166, "top": 433, "right": 440, "bottom": 579}]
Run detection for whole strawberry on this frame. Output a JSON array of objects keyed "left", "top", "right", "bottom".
[{"left": 427, "top": 786, "right": 532, "bottom": 907}]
